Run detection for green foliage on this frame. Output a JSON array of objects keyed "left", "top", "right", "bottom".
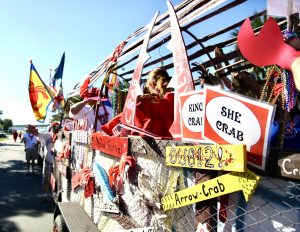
[{"left": 0, "top": 118, "right": 13, "bottom": 132}]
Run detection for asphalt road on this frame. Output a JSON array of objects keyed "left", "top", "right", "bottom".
[{"left": 0, "top": 136, "right": 55, "bottom": 232}]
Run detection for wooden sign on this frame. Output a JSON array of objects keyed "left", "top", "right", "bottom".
[
  {"left": 161, "top": 169, "right": 260, "bottom": 211},
  {"left": 278, "top": 154, "right": 300, "bottom": 180},
  {"left": 167, "top": 1, "right": 195, "bottom": 138},
  {"left": 203, "top": 85, "right": 275, "bottom": 171},
  {"left": 179, "top": 89, "right": 206, "bottom": 142},
  {"left": 165, "top": 144, "right": 246, "bottom": 172},
  {"left": 91, "top": 133, "right": 128, "bottom": 158}
]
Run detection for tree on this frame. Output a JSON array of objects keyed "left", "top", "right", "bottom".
[{"left": 0, "top": 119, "right": 13, "bottom": 132}]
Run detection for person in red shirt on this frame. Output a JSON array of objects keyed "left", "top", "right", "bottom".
[
  {"left": 18, "top": 131, "right": 22, "bottom": 141},
  {"left": 102, "top": 67, "right": 174, "bottom": 138},
  {"left": 13, "top": 130, "right": 18, "bottom": 142}
]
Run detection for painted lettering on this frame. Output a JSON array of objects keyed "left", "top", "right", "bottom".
[
  {"left": 178, "top": 148, "right": 186, "bottom": 166},
  {"left": 216, "top": 121, "right": 244, "bottom": 141},
  {"left": 188, "top": 103, "right": 203, "bottom": 112},
  {"left": 196, "top": 147, "right": 202, "bottom": 167},
  {"left": 174, "top": 191, "right": 198, "bottom": 206},
  {"left": 282, "top": 158, "right": 292, "bottom": 175},
  {"left": 169, "top": 147, "right": 177, "bottom": 164},
  {"left": 205, "top": 146, "right": 214, "bottom": 168},
  {"left": 187, "top": 148, "right": 195, "bottom": 167},
  {"left": 221, "top": 106, "right": 242, "bottom": 123},
  {"left": 202, "top": 180, "right": 225, "bottom": 197},
  {"left": 107, "top": 140, "right": 121, "bottom": 154},
  {"left": 282, "top": 158, "right": 300, "bottom": 176},
  {"left": 202, "top": 184, "right": 209, "bottom": 197},
  {"left": 188, "top": 117, "right": 203, "bottom": 126},
  {"left": 175, "top": 193, "right": 181, "bottom": 205},
  {"left": 217, "top": 180, "right": 225, "bottom": 192}
]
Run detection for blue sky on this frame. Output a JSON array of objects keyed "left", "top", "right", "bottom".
[{"left": 0, "top": 0, "right": 266, "bottom": 126}]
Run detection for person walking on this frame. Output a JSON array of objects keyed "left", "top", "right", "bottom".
[
  {"left": 22, "top": 126, "right": 39, "bottom": 175},
  {"left": 28, "top": 122, "right": 60, "bottom": 201},
  {"left": 18, "top": 131, "right": 23, "bottom": 142},
  {"left": 12, "top": 130, "right": 18, "bottom": 142}
]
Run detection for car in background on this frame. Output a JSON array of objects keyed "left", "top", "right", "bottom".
[{"left": 0, "top": 130, "right": 7, "bottom": 138}]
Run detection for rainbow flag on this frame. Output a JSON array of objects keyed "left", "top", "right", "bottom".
[{"left": 28, "top": 61, "right": 55, "bottom": 122}]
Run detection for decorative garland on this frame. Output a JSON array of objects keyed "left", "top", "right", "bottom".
[
  {"left": 259, "top": 65, "right": 281, "bottom": 102},
  {"left": 282, "top": 29, "right": 298, "bottom": 42},
  {"left": 281, "top": 69, "right": 297, "bottom": 112},
  {"left": 260, "top": 65, "right": 297, "bottom": 112}
]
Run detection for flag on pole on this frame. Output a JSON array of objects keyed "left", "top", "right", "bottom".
[
  {"left": 51, "top": 52, "right": 65, "bottom": 111},
  {"left": 53, "top": 52, "right": 65, "bottom": 82},
  {"left": 51, "top": 85, "right": 65, "bottom": 112},
  {"left": 28, "top": 61, "right": 54, "bottom": 122}
]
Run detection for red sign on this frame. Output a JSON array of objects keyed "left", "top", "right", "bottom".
[
  {"left": 91, "top": 133, "right": 128, "bottom": 158},
  {"left": 179, "top": 90, "right": 207, "bottom": 142},
  {"left": 203, "top": 85, "right": 275, "bottom": 170}
]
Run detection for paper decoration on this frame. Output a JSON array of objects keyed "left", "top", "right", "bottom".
[
  {"left": 179, "top": 89, "right": 206, "bottom": 142},
  {"left": 165, "top": 144, "right": 246, "bottom": 172},
  {"left": 238, "top": 17, "right": 300, "bottom": 70},
  {"left": 167, "top": 1, "right": 195, "bottom": 138},
  {"left": 203, "top": 85, "right": 275, "bottom": 171},
  {"left": 161, "top": 169, "right": 260, "bottom": 211},
  {"left": 237, "top": 17, "right": 300, "bottom": 91}
]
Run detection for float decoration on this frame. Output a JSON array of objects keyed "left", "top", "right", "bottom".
[
  {"left": 165, "top": 144, "right": 246, "bottom": 172},
  {"left": 121, "top": 12, "right": 159, "bottom": 129},
  {"left": 203, "top": 85, "right": 275, "bottom": 171},
  {"left": 237, "top": 16, "right": 300, "bottom": 91},
  {"left": 179, "top": 89, "right": 206, "bottom": 142},
  {"left": 161, "top": 169, "right": 260, "bottom": 211},
  {"left": 91, "top": 133, "right": 128, "bottom": 158},
  {"left": 166, "top": 0, "right": 195, "bottom": 138}
]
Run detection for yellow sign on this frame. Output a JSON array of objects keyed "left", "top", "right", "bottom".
[
  {"left": 161, "top": 169, "right": 260, "bottom": 211},
  {"left": 165, "top": 144, "right": 246, "bottom": 172}
]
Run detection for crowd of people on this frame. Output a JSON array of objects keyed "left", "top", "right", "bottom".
[
  {"left": 25, "top": 123, "right": 60, "bottom": 202},
  {"left": 12, "top": 123, "right": 59, "bottom": 202}
]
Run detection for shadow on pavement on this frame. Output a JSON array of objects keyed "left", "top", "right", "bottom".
[
  {"left": 0, "top": 141, "right": 23, "bottom": 147},
  {"left": 0, "top": 159, "right": 55, "bottom": 232}
]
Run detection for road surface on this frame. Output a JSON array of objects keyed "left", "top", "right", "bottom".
[{"left": 0, "top": 135, "right": 55, "bottom": 232}]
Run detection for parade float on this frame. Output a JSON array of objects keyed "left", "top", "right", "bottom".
[{"left": 51, "top": 0, "right": 300, "bottom": 231}]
